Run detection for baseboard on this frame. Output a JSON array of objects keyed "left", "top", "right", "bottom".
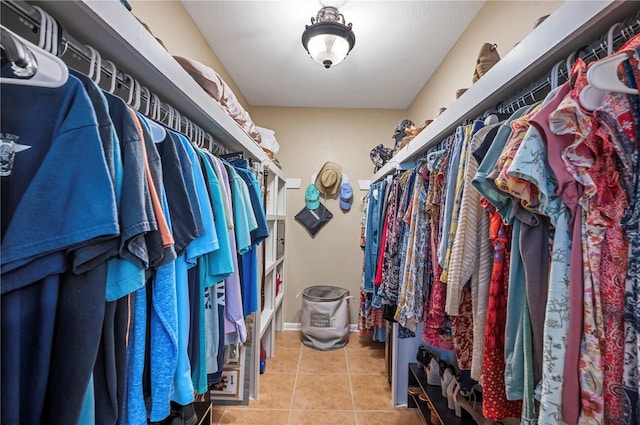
[
  {"left": 283, "top": 322, "right": 358, "bottom": 332},
  {"left": 283, "top": 322, "right": 301, "bottom": 331}
]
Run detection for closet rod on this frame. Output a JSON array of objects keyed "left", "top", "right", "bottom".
[
  {"left": 496, "top": 11, "right": 640, "bottom": 115},
  {"left": 2, "top": 0, "right": 230, "bottom": 156}
]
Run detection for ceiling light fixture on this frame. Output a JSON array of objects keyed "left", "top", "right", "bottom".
[{"left": 301, "top": 6, "right": 355, "bottom": 69}]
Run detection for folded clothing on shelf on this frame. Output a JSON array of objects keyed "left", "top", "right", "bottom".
[
  {"left": 256, "top": 125, "right": 280, "bottom": 158},
  {"left": 173, "top": 56, "right": 263, "bottom": 146}
]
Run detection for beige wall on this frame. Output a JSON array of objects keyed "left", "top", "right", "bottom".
[
  {"left": 127, "top": 0, "right": 566, "bottom": 326},
  {"left": 250, "top": 107, "right": 406, "bottom": 324},
  {"left": 128, "top": 0, "right": 250, "bottom": 110},
  {"left": 407, "top": 0, "right": 563, "bottom": 124}
]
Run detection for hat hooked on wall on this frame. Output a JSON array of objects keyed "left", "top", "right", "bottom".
[
  {"left": 315, "top": 161, "right": 342, "bottom": 195},
  {"left": 305, "top": 183, "right": 320, "bottom": 210},
  {"left": 339, "top": 182, "right": 353, "bottom": 211}
]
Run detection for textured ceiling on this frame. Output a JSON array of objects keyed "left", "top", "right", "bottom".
[{"left": 181, "top": 0, "right": 485, "bottom": 109}]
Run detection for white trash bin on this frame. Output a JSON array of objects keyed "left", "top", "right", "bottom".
[{"left": 300, "top": 285, "right": 350, "bottom": 350}]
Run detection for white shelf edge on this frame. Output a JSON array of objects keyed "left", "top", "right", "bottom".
[
  {"left": 275, "top": 291, "right": 284, "bottom": 309},
  {"left": 370, "top": 0, "right": 634, "bottom": 183},
  {"left": 265, "top": 257, "right": 284, "bottom": 275},
  {"left": 264, "top": 160, "right": 286, "bottom": 179},
  {"left": 265, "top": 261, "right": 276, "bottom": 275},
  {"left": 259, "top": 308, "right": 275, "bottom": 338}
]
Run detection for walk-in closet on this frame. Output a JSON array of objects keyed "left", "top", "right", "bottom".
[{"left": 2, "top": 1, "right": 639, "bottom": 424}]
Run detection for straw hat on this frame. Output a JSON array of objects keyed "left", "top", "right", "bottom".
[{"left": 315, "top": 162, "right": 342, "bottom": 195}]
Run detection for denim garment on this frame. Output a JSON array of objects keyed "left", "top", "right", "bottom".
[{"left": 363, "top": 179, "right": 388, "bottom": 293}]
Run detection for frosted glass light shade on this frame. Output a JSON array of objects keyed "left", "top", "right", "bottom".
[{"left": 307, "top": 33, "right": 350, "bottom": 68}]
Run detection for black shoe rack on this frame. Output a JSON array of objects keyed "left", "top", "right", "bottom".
[{"left": 407, "top": 363, "right": 477, "bottom": 425}]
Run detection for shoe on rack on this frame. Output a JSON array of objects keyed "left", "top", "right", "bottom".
[
  {"left": 150, "top": 412, "right": 180, "bottom": 425},
  {"left": 441, "top": 368, "right": 453, "bottom": 398},
  {"left": 452, "top": 381, "right": 462, "bottom": 417},
  {"left": 426, "top": 358, "right": 441, "bottom": 387},
  {"left": 416, "top": 346, "right": 431, "bottom": 368},
  {"left": 170, "top": 402, "right": 198, "bottom": 425},
  {"left": 408, "top": 386, "right": 422, "bottom": 397},
  {"left": 446, "top": 376, "right": 457, "bottom": 410}
]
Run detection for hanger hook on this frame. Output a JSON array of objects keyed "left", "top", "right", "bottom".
[
  {"left": 133, "top": 79, "right": 142, "bottom": 110},
  {"left": 44, "top": 11, "right": 53, "bottom": 54},
  {"left": 86, "top": 45, "right": 102, "bottom": 84},
  {"left": 173, "top": 110, "right": 181, "bottom": 131},
  {"left": 123, "top": 74, "right": 135, "bottom": 106},
  {"left": 151, "top": 94, "right": 161, "bottom": 121},
  {"left": 32, "top": 6, "right": 47, "bottom": 50},
  {"left": 49, "top": 14, "right": 59, "bottom": 56},
  {"left": 102, "top": 60, "right": 118, "bottom": 94},
  {"left": 550, "top": 59, "right": 564, "bottom": 90},
  {"left": 607, "top": 22, "right": 622, "bottom": 56},
  {"left": 140, "top": 86, "right": 151, "bottom": 116},
  {"left": 0, "top": 26, "right": 37, "bottom": 75},
  {"left": 166, "top": 104, "right": 174, "bottom": 127},
  {"left": 565, "top": 51, "right": 576, "bottom": 76}
]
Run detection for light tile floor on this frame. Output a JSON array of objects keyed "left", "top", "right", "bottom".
[{"left": 211, "top": 331, "right": 423, "bottom": 425}]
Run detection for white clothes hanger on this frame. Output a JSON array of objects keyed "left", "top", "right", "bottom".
[
  {"left": 50, "top": 15, "right": 59, "bottom": 57},
  {"left": 102, "top": 60, "right": 118, "bottom": 94},
  {"left": 173, "top": 110, "right": 181, "bottom": 132},
  {"left": 195, "top": 126, "right": 203, "bottom": 147},
  {"left": 565, "top": 51, "right": 576, "bottom": 76},
  {"left": 132, "top": 80, "right": 141, "bottom": 110},
  {"left": 549, "top": 60, "right": 564, "bottom": 90},
  {"left": 144, "top": 112, "right": 167, "bottom": 143},
  {"left": 0, "top": 26, "right": 68, "bottom": 88},
  {"left": 140, "top": 86, "right": 151, "bottom": 116},
  {"left": 586, "top": 52, "right": 636, "bottom": 95},
  {"left": 580, "top": 22, "right": 636, "bottom": 111},
  {"left": 86, "top": 45, "right": 102, "bottom": 85},
  {"left": 165, "top": 104, "right": 174, "bottom": 128},
  {"left": 42, "top": 10, "right": 52, "bottom": 54},
  {"left": 123, "top": 74, "right": 136, "bottom": 107},
  {"left": 151, "top": 93, "right": 161, "bottom": 121},
  {"left": 32, "top": 6, "right": 47, "bottom": 50}
]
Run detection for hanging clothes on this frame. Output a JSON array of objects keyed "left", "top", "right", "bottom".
[{"left": 1, "top": 51, "right": 269, "bottom": 424}]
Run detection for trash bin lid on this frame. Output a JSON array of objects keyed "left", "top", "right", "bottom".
[{"left": 302, "top": 285, "right": 349, "bottom": 302}]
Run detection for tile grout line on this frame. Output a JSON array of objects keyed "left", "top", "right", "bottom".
[
  {"left": 345, "top": 347, "right": 358, "bottom": 425},
  {"left": 286, "top": 340, "right": 304, "bottom": 425}
]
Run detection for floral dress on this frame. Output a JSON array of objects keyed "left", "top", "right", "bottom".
[{"left": 481, "top": 199, "right": 522, "bottom": 421}]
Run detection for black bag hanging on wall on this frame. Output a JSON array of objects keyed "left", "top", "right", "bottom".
[{"left": 295, "top": 203, "right": 333, "bottom": 236}]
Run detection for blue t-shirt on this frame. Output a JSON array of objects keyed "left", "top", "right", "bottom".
[
  {"left": 225, "top": 164, "right": 256, "bottom": 255},
  {"left": 197, "top": 150, "right": 234, "bottom": 284},
  {"left": 1, "top": 75, "right": 118, "bottom": 425},
  {"left": 229, "top": 161, "right": 269, "bottom": 315},
  {"left": 173, "top": 133, "right": 219, "bottom": 265},
  {"left": 214, "top": 158, "right": 246, "bottom": 344},
  {"left": 230, "top": 160, "right": 269, "bottom": 245}
]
